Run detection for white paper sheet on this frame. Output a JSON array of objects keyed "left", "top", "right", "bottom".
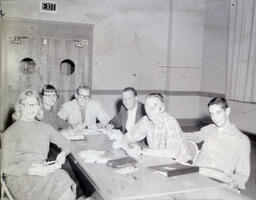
[{"left": 79, "top": 150, "right": 111, "bottom": 164}]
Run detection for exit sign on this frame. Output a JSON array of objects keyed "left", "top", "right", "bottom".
[{"left": 40, "top": 1, "right": 57, "bottom": 13}]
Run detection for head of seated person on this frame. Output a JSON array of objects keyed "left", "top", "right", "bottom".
[
  {"left": 122, "top": 87, "right": 138, "bottom": 110},
  {"left": 40, "top": 84, "right": 58, "bottom": 111},
  {"left": 145, "top": 93, "right": 165, "bottom": 124},
  {"left": 207, "top": 97, "right": 231, "bottom": 130},
  {"left": 75, "top": 85, "right": 91, "bottom": 107},
  {"left": 13, "top": 88, "right": 44, "bottom": 122}
]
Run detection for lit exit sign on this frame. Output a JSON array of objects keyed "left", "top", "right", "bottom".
[{"left": 40, "top": 1, "right": 57, "bottom": 13}]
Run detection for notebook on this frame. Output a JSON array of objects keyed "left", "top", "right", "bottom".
[{"left": 149, "top": 163, "right": 199, "bottom": 177}]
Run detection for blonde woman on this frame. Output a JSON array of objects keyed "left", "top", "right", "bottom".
[{"left": 1, "top": 88, "right": 76, "bottom": 200}]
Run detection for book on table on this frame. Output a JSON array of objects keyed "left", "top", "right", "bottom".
[{"left": 149, "top": 163, "right": 199, "bottom": 177}]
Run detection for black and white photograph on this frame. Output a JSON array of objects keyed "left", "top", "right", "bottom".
[{"left": 0, "top": 0, "right": 255, "bottom": 200}]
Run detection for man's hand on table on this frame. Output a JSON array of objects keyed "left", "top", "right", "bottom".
[{"left": 105, "top": 123, "right": 114, "bottom": 131}]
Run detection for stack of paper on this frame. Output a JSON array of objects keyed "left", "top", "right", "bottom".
[
  {"left": 105, "top": 129, "right": 123, "bottom": 140},
  {"left": 60, "top": 130, "right": 85, "bottom": 141},
  {"left": 80, "top": 128, "right": 103, "bottom": 136},
  {"left": 79, "top": 150, "right": 111, "bottom": 164}
]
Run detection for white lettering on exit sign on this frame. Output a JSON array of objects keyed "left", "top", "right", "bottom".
[{"left": 40, "top": 1, "right": 57, "bottom": 13}]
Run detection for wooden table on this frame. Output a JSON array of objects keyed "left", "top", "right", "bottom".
[{"left": 70, "top": 133, "right": 251, "bottom": 200}]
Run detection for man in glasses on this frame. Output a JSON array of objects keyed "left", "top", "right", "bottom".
[{"left": 58, "top": 85, "right": 111, "bottom": 129}]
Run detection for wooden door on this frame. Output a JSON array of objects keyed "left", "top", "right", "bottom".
[
  {"left": 4, "top": 36, "right": 89, "bottom": 127},
  {"left": 0, "top": 19, "right": 93, "bottom": 131}
]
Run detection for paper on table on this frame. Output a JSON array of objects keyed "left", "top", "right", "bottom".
[
  {"left": 142, "top": 148, "right": 173, "bottom": 158},
  {"left": 101, "top": 129, "right": 122, "bottom": 139},
  {"left": 115, "top": 166, "right": 139, "bottom": 174},
  {"left": 60, "top": 129, "right": 85, "bottom": 140},
  {"left": 107, "top": 130, "right": 123, "bottom": 140},
  {"left": 79, "top": 150, "right": 111, "bottom": 164},
  {"left": 80, "top": 129, "right": 103, "bottom": 136}
]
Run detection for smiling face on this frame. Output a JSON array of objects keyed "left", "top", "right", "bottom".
[
  {"left": 42, "top": 90, "right": 57, "bottom": 107},
  {"left": 122, "top": 90, "right": 137, "bottom": 110},
  {"left": 20, "top": 96, "right": 40, "bottom": 121},
  {"left": 145, "top": 97, "right": 164, "bottom": 122},
  {"left": 209, "top": 104, "right": 230, "bottom": 128}
]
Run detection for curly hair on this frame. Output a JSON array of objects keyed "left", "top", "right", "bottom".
[{"left": 12, "top": 88, "right": 44, "bottom": 121}]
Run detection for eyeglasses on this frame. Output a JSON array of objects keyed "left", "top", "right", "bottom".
[
  {"left": 43, "top": 94, "right": 57, "bottom": 98},
  {"left": 22, "top": 103, "right": 40, "bottom": 108},
  {"left": 77, "top": 94, "right": 90, "bottom": 99}
]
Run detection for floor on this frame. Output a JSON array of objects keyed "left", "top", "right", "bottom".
[{"left": 181, "top": 126, "right": 256, "bottom": 200}]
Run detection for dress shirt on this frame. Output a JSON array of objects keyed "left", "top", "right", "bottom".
[
  {"left": 58, "top": 99, "right": 111, "bottom": 129},
  {"left": 126, "top": 112, "right": 188, "bottom": 160},
  {"left": 125, "top": 103, "right": 138, "bottom": 132},
  {"left": 185, "top": 123, "right": 250, "bottom": 189}
]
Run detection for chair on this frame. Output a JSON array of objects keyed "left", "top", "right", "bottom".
[
  {"left": 1, "top": 173, "right": 15, "bottom": 200},
  {"left": 0, "top": 149, "right": 15, "bottom": 200},
  {"left": 183, "top": 140, "right": 199, "bottom": 165}
]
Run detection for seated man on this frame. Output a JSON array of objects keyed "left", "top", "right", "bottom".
[
  {"left": 109, "top": 87, "right": 146, "bottom": 133},
  {"left": 58, "top": 85, "right": 111, "bottom": 129},
  {"left": 184, "top": 97, "right": 250, "bottom": 191},
  {"left": 114, "top": 93, "right": 188, "bottom": 161}
]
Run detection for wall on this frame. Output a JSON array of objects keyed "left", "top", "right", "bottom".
[
  {"left": 199, "top": 0, "right": 230, "bottom": 121},
  {"left": 199, "top": 0, "right": 256, "bottom": 134},
  {"left": 1, "top": 0, "right": 206, "bottom": 124},
  {"left": 0, "top": 0, "right": 170, "bottom": 123},
  {"left": 166, "top": 0, "right": 204, "bottom": 120},
  {"left": 2, "top": 0, "right": 254, "bottom": 133}
]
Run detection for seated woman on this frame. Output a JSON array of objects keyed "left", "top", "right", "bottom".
[
  {"left": 40, "top": 84, "right": 87, "bottom": 198},
  {"left": 40, "top": 84, "right": 68, "bottom": 130},
  {"left": 1, "top": 88, "right": 76, "bottom": 200}
]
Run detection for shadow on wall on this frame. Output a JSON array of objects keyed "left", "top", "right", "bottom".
[
  {"left": 4, "top": 107, "right": 15, "bottom": 131},
  {"left": 200, "top": 116, "right": 212, "bottom": 127}
]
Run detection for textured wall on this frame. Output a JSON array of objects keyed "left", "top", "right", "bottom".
[
  {"left": 199, "top": 0, "right": 256, "bottom": 133},
  {"left": 165, "top": 0, "right": 204, "bottom": 119},
  {"left": 3, "top": 0, "right": 254, "bottom": 132}
]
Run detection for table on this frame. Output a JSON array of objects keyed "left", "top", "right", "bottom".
[{"left": 70, "top": 133, "right": 251, "bottom": 200}]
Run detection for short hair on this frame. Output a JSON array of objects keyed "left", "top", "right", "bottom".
[
  {"left": 12, "top": 88, "right": 44, "bottom": 121},
  {"left": 147, "top": 93, "right": 165, "bottom": 103},
  {"left": 40, "top": 84, "right": 58, "bottom": 98},
  {"left": 122, "top": 87, "right": 137, "bottom": 96},
  {"left": 76, "top": 85, "right": 91, "bottom": 95},
  {"left": 207, "top": 97, "right": 228, "bottom": 110}
]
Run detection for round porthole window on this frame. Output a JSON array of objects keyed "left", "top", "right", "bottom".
[
  {"left": 60, "top": 59, "right": 75, "bottom": 75},
  {"left": 19, "top": 58, "right": 36, "bottom": 74}
]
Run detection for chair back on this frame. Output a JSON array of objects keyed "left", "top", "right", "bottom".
[
  {"left": 183, "top": 140, "right": 199, "bottom": 165},
  {"left": 1, "top": 173, "right": 15, "bottom": 200},
  {"left": 1, "top": 149, "right": 15, "bottom": 200}
]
